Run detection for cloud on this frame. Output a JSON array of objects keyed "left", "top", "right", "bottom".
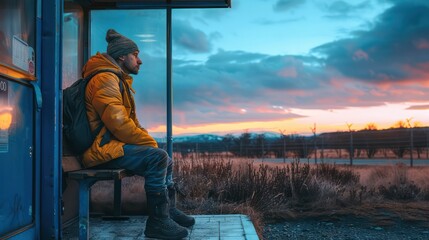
[
  {"left": 135, "top": 46, "right": 429, "bottom": 129},
  {"left": 172, "top": 20, "right": 212, "bottom": 53},
  {"left": 322, "top": 0, "right": 371, "bottom": 19},
  {"left": 168, "top": 49, "right": 410, "bottom": 127},
  {"left": 313, "top": 1, "right": 429, "bottom": 83},
  {"left": 174, "top": 7, "right": 231, "bottom": 23},
  {"left": 273, "top": 0, "right": 306, "bottom": 12},
  {"left": 168, "top": 50, "right": 332, "bottom": 125},
  {"left": 132, "top": 0, "right": 429, "bottom": 131},
  {"left": 379, "top": 0, "right": 429, "bottom": 6},
  {"left": 168, "top": 39, "right": 429, "bottom": 126},
  {"left": 407, "top": 104, "right": 429, "bottom": 110},
  {"left": 255, "top": 16, "right": 305, "bottom": 25}
]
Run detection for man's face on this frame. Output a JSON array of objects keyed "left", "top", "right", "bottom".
[{"left": 121, "top": 50, "right": 142, "bottom": 75}]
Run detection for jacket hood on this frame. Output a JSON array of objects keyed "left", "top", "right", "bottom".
[
  {"left": 82, "top": 52, "right": 123, "bottom": 78},
  {"left": 82, "top": 52, "right": 135, "bottom": 90}
]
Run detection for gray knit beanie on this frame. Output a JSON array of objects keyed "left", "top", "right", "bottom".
[{"left": 106, "top": 29, "right": 138, "bottom": 60}]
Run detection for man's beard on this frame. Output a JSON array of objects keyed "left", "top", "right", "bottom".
[{"left": 125, "top": 62, "right": 139, "bottom": 75}]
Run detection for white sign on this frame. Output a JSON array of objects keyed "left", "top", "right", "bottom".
[{"left": 12, "top": 35, "right": 29, "bottom": 72}]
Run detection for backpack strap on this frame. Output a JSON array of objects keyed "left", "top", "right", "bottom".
[
  {"left": 85, "top": 69, "right": 125, "bottom": 94},
  {"left": 98, "top": 78, "right": 124, "bottom": 146},
  {"left": 84, "top": 69, "right": 120, "bottom": 81},
  {"left": 86, "top": 69, "right": 125, "bottom": 145}
]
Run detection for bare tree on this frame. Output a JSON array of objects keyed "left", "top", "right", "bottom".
[
  {"left": 279, "top": 129, "right": 287, "bottom": 163},
  {"left": 310, "top": 123, "right": 317, "bottom": 164},
  {"left": 362, "top": 123, "right": 379, "bottom": 158},
  {"left": 346, "top": 123, "right": 354, "bottom": 165},
  {"left": 406, "top": 118, "right": 414, "bottom": 167},
  {"left": 364, "top": 122, "right": 378, "bottom": 130}
]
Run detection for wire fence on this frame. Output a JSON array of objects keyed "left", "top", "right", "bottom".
[{"left": 163, "top": 127, "right": 429, "bottom": 167}]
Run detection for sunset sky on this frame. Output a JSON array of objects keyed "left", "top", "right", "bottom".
[{"left": 92, "top": 0, "right": 429, "bottom": 137}]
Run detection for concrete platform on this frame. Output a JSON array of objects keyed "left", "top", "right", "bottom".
[{"left": 62, "top": 214, "right": 259, "bottom": 240}]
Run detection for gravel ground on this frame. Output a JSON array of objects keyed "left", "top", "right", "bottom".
[{"left": 263, "top": 215, "right": 429, "bottom": 240}]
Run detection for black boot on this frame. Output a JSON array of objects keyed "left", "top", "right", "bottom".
[
  {"left": 168, "top": 185, "right": 196, "bottom": 227},
  {"left": 144, "top": 190, "right": 188, "bottom": 240}
]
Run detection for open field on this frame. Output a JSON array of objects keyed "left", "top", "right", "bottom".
[{"left": 89, "top": 156, "right": 429, "bottom": 239}]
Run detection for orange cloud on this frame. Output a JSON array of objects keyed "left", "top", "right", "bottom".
[{"left": 147, "top": 103, "right": 429, "bottom": 136}]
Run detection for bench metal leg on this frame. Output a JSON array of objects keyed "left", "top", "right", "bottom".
[
  {"left": 102, "top": 179, "right": 129, "bottom": 220},
  {"left": 78, "top": 179, "right": 96, "bottom": 240},
  {"left": 113, "top": 179, "right": 122, "bottom": 216}
]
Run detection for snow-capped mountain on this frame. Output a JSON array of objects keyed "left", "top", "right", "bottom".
[{"left": 153, "top": 132, "right": 281, "bottom": 143}]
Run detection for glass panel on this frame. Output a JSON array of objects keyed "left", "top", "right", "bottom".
[
  {"left": 0, "top": 0, "right": 36, "bottom": 75},
  {"left": 0, "top": 78, "right": 34, "bottom": 236},
  {"left": 63, "top": 8, "right": 83, "bottom": 89},
  {"left": 90, "top": 10, "right": 167, "bottom": 140}
]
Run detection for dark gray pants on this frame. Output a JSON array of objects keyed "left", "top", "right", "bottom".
[{"left": 94, "top": 145, "right": 173, "bottom": 194}]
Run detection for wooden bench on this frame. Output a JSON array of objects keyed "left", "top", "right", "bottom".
[{"left": 62, "top": 146, "right": 133, "bottom": 240}]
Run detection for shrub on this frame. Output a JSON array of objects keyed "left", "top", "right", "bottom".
[
  {"left": 313, "top": 163, "right": 359, "bottom": 186},
  {"left": 173, "top": 157, "right": 363, "bottom": 212},
  {"left": 419, "top": 186, "right": 429, "bottom": 201},
  {"left": 368, "top": 163, "right": 426, "bottom": 201},
  {"left": 378, "top": 183, "right": 421, "bottom": 200}
]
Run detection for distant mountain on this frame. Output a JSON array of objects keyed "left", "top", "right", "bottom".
[
  {"left": 173, "top": 134, "right": 224, "bottom": 143},
  {"left": 224, "top": 131, "right": 281, "bottom": 139},
  {"left": 154, "top": 134, "right": 224, "bottom": 143},
  {"left": 154, "top": 132, "right": 282, "bottom": 143},
  {"left": 252, "top": 131, "right": 281, "bottom": 139}
]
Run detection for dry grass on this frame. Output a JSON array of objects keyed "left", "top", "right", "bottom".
[
  {"left": 173, "top": 156, "right": 429, "bottom": 238},
  {"left": 90, "top": 155, "right": 429, "bottom": 239}
]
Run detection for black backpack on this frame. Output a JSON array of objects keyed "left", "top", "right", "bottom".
[{"left": 63, "top": 70, "right": 122, "bottom": 155}]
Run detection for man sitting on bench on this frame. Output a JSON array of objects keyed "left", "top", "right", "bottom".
[{"left": 80, "top": 29, "right": 194, "bottom": 240}]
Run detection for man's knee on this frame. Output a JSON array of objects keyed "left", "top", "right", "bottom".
[
  {"left": 152, "top": 148, "right": 169, "bottom": 158},
  {"left": 151, "top": 148, "right": 169, "bottom": 169}
]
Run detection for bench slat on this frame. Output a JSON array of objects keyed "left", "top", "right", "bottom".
[{"left": 67, "top": 169, "right": 132, "bottom": 180}]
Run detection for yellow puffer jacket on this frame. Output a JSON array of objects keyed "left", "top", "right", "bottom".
[{"left": 81, "top": 52, "right": 158, "bottom": 168}]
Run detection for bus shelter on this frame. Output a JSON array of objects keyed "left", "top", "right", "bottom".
[{"left": 0, "top": 0, "right": 230, "bottom": 239}]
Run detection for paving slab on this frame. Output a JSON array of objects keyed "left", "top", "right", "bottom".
[{"left": 62, "top": 214, "right": 259, "bottom": 240}]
